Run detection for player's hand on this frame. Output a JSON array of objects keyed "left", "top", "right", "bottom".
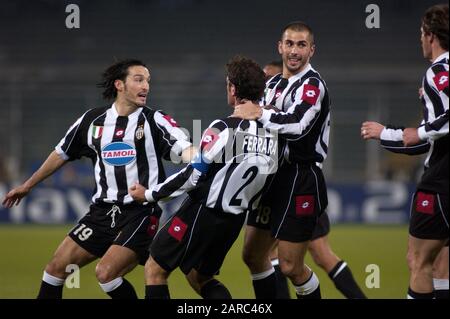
[
  {"left": 129, "top": 183, "right": 147, "bottom": 203},
  {"left": 361, "top": 121, "right": 384, "bottom": 140},
  {"left": 418, "top": 87, "right": 424, "bottom": 99},
  {"left": 403, "top": 128, "right": 421, "bottom": 146},
  {"left": 232, "top": 101, "right": 262, "bottom": 120},
  {"left": 2, "top": 185, "right": 31, "bottom": 208}
]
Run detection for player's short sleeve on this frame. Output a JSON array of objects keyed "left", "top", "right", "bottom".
[{"left": 55, "top": 111, "right": 90, "bottom": 161}]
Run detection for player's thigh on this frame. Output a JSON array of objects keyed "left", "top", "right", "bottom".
[
  {"left": 407, "top": 235, "right": 447, "bottom": 267},
  {"left": 47, "top": 236, "right": 97, "bottom": 276}
]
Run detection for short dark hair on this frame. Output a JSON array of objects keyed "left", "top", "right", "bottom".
[
  {"left": 226, "top": 55, "right": 266, "bottom": 102},
  {"left": 281, "top": 21, "right": 314, "bottom": 44},
  {"left": 97, "top": 59, "right": 147, "bottom": 100},
  {"left": 265, "top": 60, "right": 283, "bottom": 69},
  {"left": 422, "top": 4, "right": 449, "bottom": 51}
]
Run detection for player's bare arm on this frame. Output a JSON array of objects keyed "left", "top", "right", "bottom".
[
  {"left": 402, "top": 127, "right": 421, "bottom": 146},
  {"left": 361, "top": 121, "right": 385, "bottom": 140},
  {"left": 2, "top": 151, "right": 66, "bottom": 208}
]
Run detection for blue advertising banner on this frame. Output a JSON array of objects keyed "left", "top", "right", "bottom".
[{"left": 0, "top": 180, "right": 415, "bottom": 224}]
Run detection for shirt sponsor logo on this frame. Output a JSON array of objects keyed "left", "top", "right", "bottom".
[{"left": 101, "top": 142, "right": 136, "bottom": 166}]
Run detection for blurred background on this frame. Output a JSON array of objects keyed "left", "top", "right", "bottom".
[{"left": 0, "top": 0, "right": 440, "bottom": 298}]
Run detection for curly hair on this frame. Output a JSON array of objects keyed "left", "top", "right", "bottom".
[
  {"left": 422, "top": 4, "right": 449, "bottom": 51},
  {"left": 97, "top": 59, "right": 147, "bottom": 100},
  {"left": 226, "top": 55, "right": 266, "bottom": 102}
]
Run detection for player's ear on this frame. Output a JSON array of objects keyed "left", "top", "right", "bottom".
[
  {"left": 114, "top": 79, "right": 124, "bottom": 92},
  {"left": 278, "top": 40, "right": 283, "bottom": 54},
  {"left": 230, "top": 83, "right": 236, "bottom": 97},
  {"left": 310, "top": 44, "right": 316, "bottom": 58}
]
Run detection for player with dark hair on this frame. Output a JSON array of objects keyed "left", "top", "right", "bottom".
[
  {"left": 234, "top": 21, "right": 365, "bottom": 299},
  {"left": 362, "top": 4, "right": 448, "bottom": 299},
  {"left": 2, "top": 59, "right": 193, "bottom": 299},
  {"left": 263, "top": 60, "right": 283, "bottom": 81},
  {"left": 130, "top": 55, "right": 283, "bottom": 299}
]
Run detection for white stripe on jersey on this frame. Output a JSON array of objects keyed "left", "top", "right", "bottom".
[
  {"left": 142, "top": 112, "right": 159, "bottom": 190},
  {"left": 102, "top": 108, "right": 119, "bottom": 203}
]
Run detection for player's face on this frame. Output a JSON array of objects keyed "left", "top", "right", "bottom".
[
  {"left": 226, "top": 78, "right": 236, "bottom": 106},
  {"left": 263, "top": 65, "right": 282, "bottom": 81},
  {"left": 420, "top": 27, "right": 432, "bottom": 60},
  {"left": 122, "top": 65, "right": 150, "bottom": 107},
  {"left": 278, "top": 30, "right": 315, "bottom": 77}
]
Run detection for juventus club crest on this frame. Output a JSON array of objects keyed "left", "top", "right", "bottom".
[{"left": 135, "top": 125, "right": 144, "bottom": 140}]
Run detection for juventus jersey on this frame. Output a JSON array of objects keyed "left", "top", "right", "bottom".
[
  {"left": 55, "top": 103, "right": 192, "bottom": 204},
  {"left": 145, "top": 117, "right": 283, "bottom": 215},
  {"left": 259, "top": 63, "right": 330, "bottom": 165},
  {"left": 380, "top": 52, "right": 449, "bottom": 194}
]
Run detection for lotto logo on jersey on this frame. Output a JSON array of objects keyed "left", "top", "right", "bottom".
[
  {"left": 301, "top": 84, "right": 320, "bottom": 105},
  {"left": 415, "top": 192, "right": 434, "bottom": 215},
  {"left": 163, "top": 115, "right": 179, "bottom": 127},
  {"left": 201, "top": 128, "right": 220, "bottom": 152},
  {"left": 433, "top": 71, "right": 449, "bottom": 91},
  {"left": 168, "top": 217, "right": 188, "bottom": 242},
  {"left": 101, "top": 142, "right": 136, "bottom": 166},
  {"left": 295, "top": 195, "right": 315, "bottom": 216}
]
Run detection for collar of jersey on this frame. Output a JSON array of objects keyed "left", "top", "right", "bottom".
[
  {"left": 433, "top": 52, "right": 449, "bottom": 64},
  {"left": 111, "top": 103, "right": 143, "bottom": 119},
  {"left": 287, "top": 63, "right": 312, "bottom": 83}
]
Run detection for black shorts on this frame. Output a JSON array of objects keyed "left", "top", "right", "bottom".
[
  {"left": 68, "top": 202, "right": 160, "bottom": 265},
  {"left": 247, "top": 204, "right": 331, "bottom": 240},
  {"left": 257, "top": 162, "right": 328, "bottom": 242},
  {"left": 150, "top": 198, "right": 246, "bottom": 276},
  {"left": 409, "top": 190, "right": 449, "bottom": 240}
]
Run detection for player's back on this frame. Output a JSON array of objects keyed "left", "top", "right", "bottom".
[{"left": 194, "top": 117, "right": 283, "bottom": 215}]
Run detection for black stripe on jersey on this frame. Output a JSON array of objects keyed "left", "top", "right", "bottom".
[
  {"left": 268, "top": 74, "right": 282, "bottom": 89},
  {"left": 424, "top": 76, "right": 445, "bottom": 118},
  {"left": 153, "top": 166, "right": 195, "bottom": 202},
  {"left": 425, "top": 109, "right": 449, "bottom": 132},
  {"left": 92, "top": 113, "right": 108, "bottom": 201},
  {"left": 113, "top": 116, "right": 129, "bottom": 202},
  {"left": 135, "top": 113, "right": 149, "bottom": 188},
  {"left": 380, "top": 140, "right": 430, "bottom": 155},
  {"left": 386, "top": 124, "right": 405, "bottom": 130}
]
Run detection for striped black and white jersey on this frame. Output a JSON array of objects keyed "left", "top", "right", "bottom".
[
  {"left": 260, "top": 63, "right": 330, "bottom": 165},
  {"left": 55, "top": 103, "right": 192, "bottom": 204},
  {"left": 380, "top": 52, "right": 449, "bottom": 194},
  {"left": 145, "top": 117, "right": 283, "bottom": 215}
]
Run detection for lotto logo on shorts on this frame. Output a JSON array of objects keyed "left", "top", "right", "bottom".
[
  {"left": 415, "top": 192, "right": 435, "bottom": 215},
  {"left": 147, "top": 216, "right": 159, "bottom": 237},
  {"left": 168, "top": 217, "right": 188, "bottom": 242},
  {"left": 295, "top": 195, "right": 315, "bottom": 216}
]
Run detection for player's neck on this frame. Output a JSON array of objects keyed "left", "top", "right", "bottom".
[
  {"left": 431, "top": 47, "right": 447, "bottom": 62},
  {"left": 282, "top": 64, "right": 309, "bottom": 79},
  {"left": 114, "top": 98, "right": 140, "bottom": 116}
]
